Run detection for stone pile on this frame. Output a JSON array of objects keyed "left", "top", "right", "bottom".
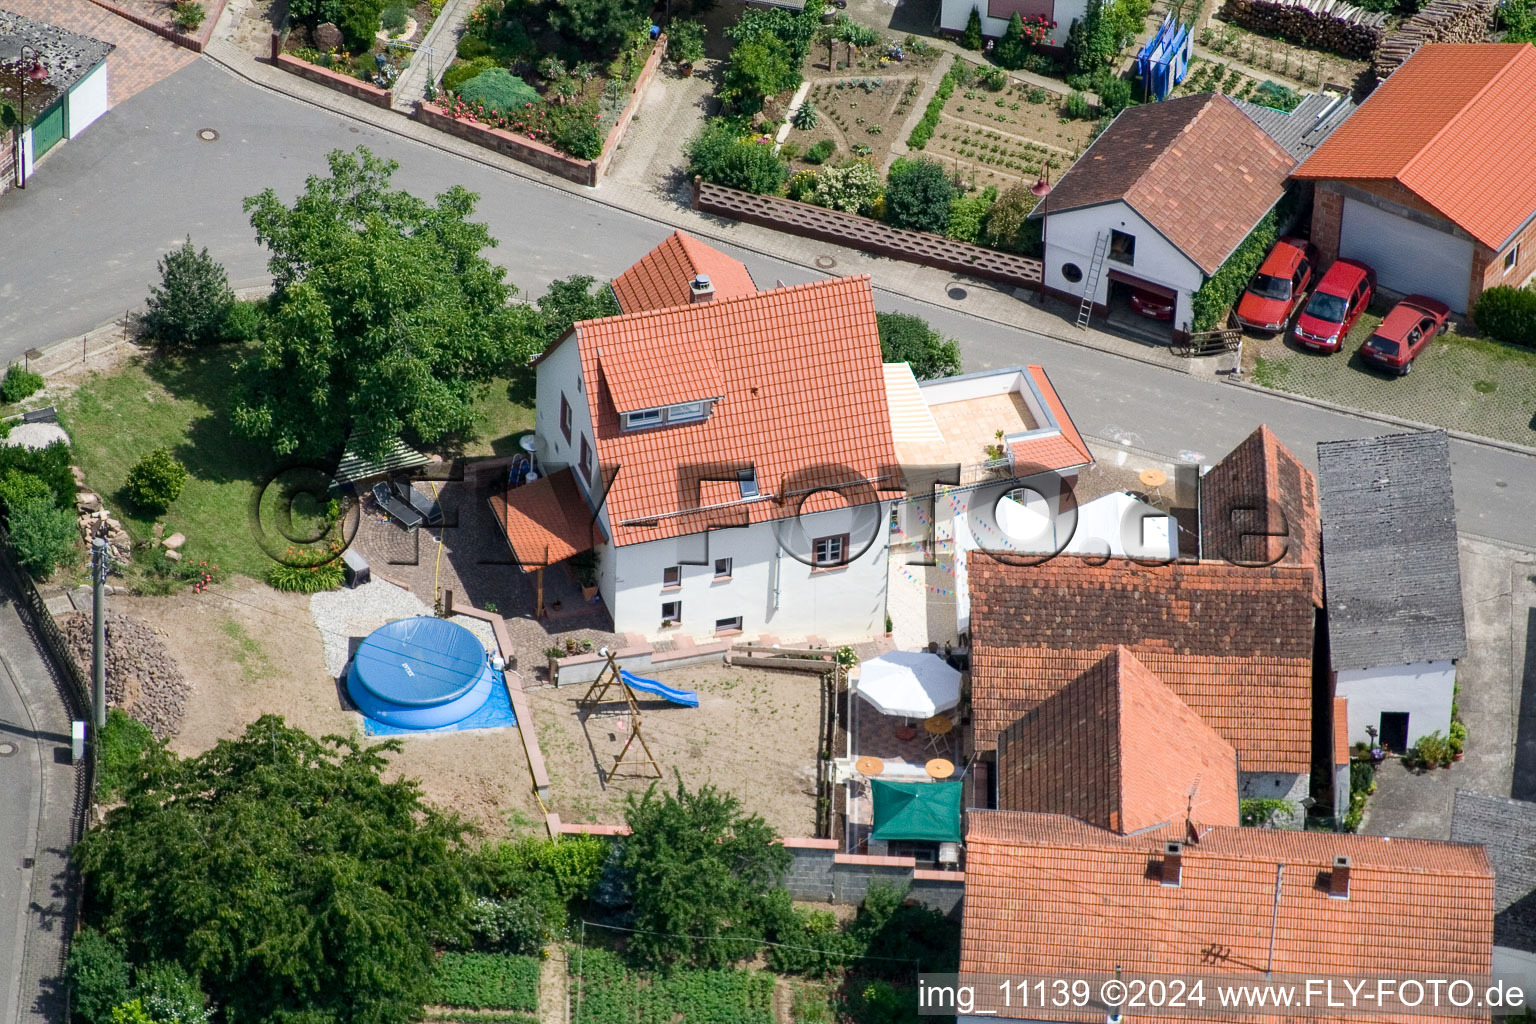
[
  {"left": 61, "top": 611, "right": 190, "bottom": 739},
  {"left": 72, "top": 465, "right": 133, "bottom": 564}
]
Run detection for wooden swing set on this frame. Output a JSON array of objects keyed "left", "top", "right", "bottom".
[{"left": 578, "top": 651, "right": 662, "bottom": 779}]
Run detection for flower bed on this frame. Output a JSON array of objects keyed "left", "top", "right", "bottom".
[{"left": 276, "top": 52, "right": 394, "bottom": 108}]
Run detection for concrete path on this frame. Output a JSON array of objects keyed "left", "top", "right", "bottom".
[
  {"left": 0, "top": 588, "right": 85, "bottom": 1024},
  {"left": 390, "top": 0, "right": 473, "bottom": 112}
]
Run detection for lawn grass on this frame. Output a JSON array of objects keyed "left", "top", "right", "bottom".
[{"left": 464, "top": 378, "right": 535, "bottom": 458}]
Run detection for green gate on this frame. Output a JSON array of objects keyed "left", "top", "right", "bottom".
[{"left": 30, "top": 98, "right": 65, "bottom": 161}]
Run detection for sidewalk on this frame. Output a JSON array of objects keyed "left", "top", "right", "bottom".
[{"left": 0, "top": 589, "right": 86, "bottom": 1024}]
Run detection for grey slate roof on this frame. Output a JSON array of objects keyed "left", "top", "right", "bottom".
[
  {"left": 1233, "top": 90, "right": 1356, "bottom": 161},
  {"left": 0, "top": 8, "right": 113, "bottom": 96},
  {"left": 1316, "top": 429, "right": 1467, "bottom": 671},
  {"left": 1451, "top": 791, "right": 1536, "bottom": 953}
]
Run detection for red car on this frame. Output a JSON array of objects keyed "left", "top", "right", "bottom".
[
  {"left": 1129, "top": 287, "right": 1175, "bottom": 321},
  {"left": 1292, "top": 259, "right": 1374, "bottom": 353},
  {"left": 1235, "top": 237, "right": 1319, "bottom": 334},
  {"left": 1359, "top": 295, "right": 1451, "bottom": 374}
]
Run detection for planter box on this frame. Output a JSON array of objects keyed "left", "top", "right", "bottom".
[
  {"left": 276, "top": 53, "right": 394, "bottom": 109},
  {"left": 415, "top": 33, "right": 665, "bottom": 188}
]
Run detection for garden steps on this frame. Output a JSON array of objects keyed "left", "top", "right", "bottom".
[{"left": 391, "top": 0, "right": 476, "bottom": 112}]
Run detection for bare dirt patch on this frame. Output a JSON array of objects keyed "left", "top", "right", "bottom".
[
  {"left": 787, "top": 76, "right": 924, "bottom": 172},
  {"left": 529, "top": 664, "right": 825, "bottom": 835},
  {"left": 115, "top": 576, "right": 544, "bottom": 837},
  {"left": 925, "top": 78, "right": 1089, "bottom": 190}
]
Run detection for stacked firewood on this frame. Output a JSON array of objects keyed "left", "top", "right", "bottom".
[
  {"left": 1373, "top": 0, "right": 1496, "bottom": 76},
  {"left": 1221, "top": 0, "right": 1386, "bottom": 60}
]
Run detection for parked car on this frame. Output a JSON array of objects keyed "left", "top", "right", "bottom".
[
  {"left": 1291, "top": 259, "right": 1374, "bottom": 353},
  {"left": 1359, "top": 295, "right": 1451, "bottom": 374},
  {"left": 1129, "top": 287, "right": 1175, "bottom": 321},
  {"left": 1235, "top": 237, "right": 1319, "bottom": 334}
]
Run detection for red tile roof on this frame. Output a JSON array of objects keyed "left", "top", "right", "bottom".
[
  {"left": 1199, "top": 425, "right": 1323, "bottom": 606},
  {"left": 489, "top": 467, "right": 602, "bottom": 571},
  {"left": 1046, "top": 94, "right": 1296, "bottom": 274},
  {"left": 1292, "top": 44, "right": 1536, "bottom": 249},
  {"left": 967, "top": 556, "right": 1316, "bottom": 772},
  {"left": 1009, "top": 366, "right": 1094, "bottom": 471},
  {"left": 609, "top": 231, "right": 758, "bottom": 314},
  {"left": 568, "top": 275, "right": 900, "bottom": 547},
  {"left": 996, "top": 647, "right": 1240, "bottom": 834},
  {"left": 1333, "top": 696, "right": 1350, "bottom": 767},
  {"left": 962, "top": 809, "right": 1495, "bottom": 1023}
]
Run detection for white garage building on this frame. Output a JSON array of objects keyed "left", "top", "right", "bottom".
[{"left": 1, "top": 9, "right": 113, "bottom": 190}]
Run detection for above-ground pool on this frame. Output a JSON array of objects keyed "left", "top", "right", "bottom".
[{"left": 347, "top": 617, "right": 495, "bottom": 729}]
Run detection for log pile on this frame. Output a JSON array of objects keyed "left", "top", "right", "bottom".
[
  {"left": 1222, "top": 0, "right": 1387, "bottom": 59},
  {"left": 1373, "top": 0, "right": 1496, "bottom": 76}
]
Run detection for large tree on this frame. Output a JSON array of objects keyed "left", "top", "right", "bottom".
[
  {"left": 74, "top": 716, "right": 472, "bottom": 1024},
  {"left": 618, "top": 778, "right": 791, "bottom": 969},
  {"left": 876, "top": 312, "right": 962, "bottom": 380},
  {"left": 545, "top": 0, "right": 650, "bottom": 52},
  {"left": 235, "top": 147, "right": 526, "bottom": 460}
]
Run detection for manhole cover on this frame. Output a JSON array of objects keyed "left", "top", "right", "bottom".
[
  {"left": 947, "top": 285, "right": 968, "bottom": 300},
  {"left": 0, "top": 742, "right": 16, "bottom": 756},
  {"left": 349, "top": 126, "right": 360, "bottom": 133},
  {"left": 197, "top": 128, "right": 219, "bottom": 142},
  {"left": 814, "top": 255, "right": 837, "bottom": 269}
]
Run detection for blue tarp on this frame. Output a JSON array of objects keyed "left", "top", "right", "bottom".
[{"left": 363, "top": 672, "right": 518, "bottom": 736}]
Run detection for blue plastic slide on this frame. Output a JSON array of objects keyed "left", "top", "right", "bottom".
[{"left": 619, "top": 669, "right": 700, "bottom": 707}]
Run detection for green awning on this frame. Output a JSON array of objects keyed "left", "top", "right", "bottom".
[{"left": 870, "top": 779, "right": 962, "bottom": 843}]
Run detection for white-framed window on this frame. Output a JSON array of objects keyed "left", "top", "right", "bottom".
[
  {"left": 813, "top": 534, "right": 848, "bottom": 567},
  {"left": 667, "top": 401, "right": 707, "bottom": 423},
  {"left": 663, "top": 565, "right": 681, "bottom": 587},
  {"left": 661, "top": 600, "right": 682, "bottom": 624},
  {"left": 714, "top": 557, "right": 732, "bottom": 578},
  {"left": 715, "top": 615, "right": 743, "bottom": 634},
  {"left": 737, "top": 468, "right": 758, "bottom": 498},
  {"left": 624, "top": 408, "right": 663, "bottom": 430},
  {"left": 1505, "top": 244, "right": 1520, "bottom": 273}
]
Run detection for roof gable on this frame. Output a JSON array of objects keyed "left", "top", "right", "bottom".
[
  {"left": 967, "top": 556, "right": 1316, "bottom": 772},
  {"left": 1046, "top": 93, "right": 1296, "bottom": 273},
  {"left": 609, "top": 231, "right": 758, "bottom": 314},
  {"left": 996, "top": 647, "right": 1240, "bottom": 834},
  {"left": 1199, "top": 425, "right": 1323, "bottom": 606},
  {"left": 1316, "top": 430, "right": 1467, "bottom": 670},
  {"left": 1293, "top": 44, "right": 1536, "bottom": 248},
  {"left": 962, "top": 809, "right": 1494, "bottom": 1020}
]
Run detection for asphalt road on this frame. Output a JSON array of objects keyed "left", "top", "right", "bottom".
[{"left": 0, "top": 59, "right": 1531, "bottom": 547}]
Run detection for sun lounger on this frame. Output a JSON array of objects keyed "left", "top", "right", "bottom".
[
  {"left": 390, "top": 477, "right": 444, "bottom": 526},
  {"left": 372, "top": 481, "right": 423, "bottom": 531}
]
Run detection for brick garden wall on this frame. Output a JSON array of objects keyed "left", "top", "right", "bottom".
[{"left": 276, "top": 53, "right": 394, "bottom": 109}]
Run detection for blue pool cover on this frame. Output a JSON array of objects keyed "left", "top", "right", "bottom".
[{"left": 348, "top": 617, "right": 498, "bottom": 730}]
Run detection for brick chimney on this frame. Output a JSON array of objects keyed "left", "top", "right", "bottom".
[
  {"left": 1330, "top": 855, "right": 1351, "bottom": 899},
  {"left": 1161, "top": 842, "right": 1183, "bottom": 887},
  {"left": 689, "top": 274, "right": 715, "bottom": 303}
]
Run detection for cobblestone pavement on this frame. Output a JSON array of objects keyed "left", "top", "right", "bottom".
[
  {"left": 1245, "top": 323, "right": 1536, "bottom": 449},
  {"left": 6, "top": 0, "right": 197, "bottom": 106},
  {"left": 390, "top": 0, "right": 471, "bottom": 110}
]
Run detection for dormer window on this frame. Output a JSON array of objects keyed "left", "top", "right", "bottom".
[
  {"left": 668, "top": 401, "right": 706, "bottom": 423},
  {"left": 737, "top": 468, "right": 758, "bottom": 498},
  {"left": 621, "top": 400, "right": 715, "bottom": 431},
  {"left": 624, "top": 408, "right": 663, "bottom": 430}
]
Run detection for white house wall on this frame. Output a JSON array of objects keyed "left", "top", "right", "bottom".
[
  {"left": 1337, "top": 660, "right": 1456, "bottom": 748},
  {"left": 1238, "top": 770, "right": 1308, "bottom": 828},
  {"left": 609, "top": 504, "right": 890, "bottom": 642},
  {"left": 1044, "top": 203, "right": 1206, "bottom": 330},
  {"left": 937, "top": 0, "right": 1080, "bottom": 46},
  {"left": 66, "top": 63, "right": 110, "bottom": 139}
]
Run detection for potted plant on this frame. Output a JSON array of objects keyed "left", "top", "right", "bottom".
[
  {"left": 1369, "top": 746, "right": 1384, "bottom": 764},
  {"left": 572, "top": 550, "right": 599, "bottom": 601},
  {"left": 565, "top": 637, "right": 578, "bottom": 655},
  {"left": 1449, "top": 720, "right": 1467, "bottom": 762}
]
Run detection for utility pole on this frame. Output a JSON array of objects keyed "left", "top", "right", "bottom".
[{"left": 91, "top": 536, "right": 107, "bottom": 729}]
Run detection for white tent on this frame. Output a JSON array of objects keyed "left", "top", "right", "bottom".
[{"left": 854, "top": 650, "right": 962, "bottom": 719}]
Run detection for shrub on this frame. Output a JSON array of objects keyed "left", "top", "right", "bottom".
[
  {"left": 96, "top": 708, "right": 159, "bottom": 802},
  {"left": 125, "top": 447, "right": 187, "bottom": 513},
  {"left": 264, "top": 544, "right": 346, "bottom": 592},
  {"left": 876, "top": 312, "right": 961, "bottom": 379},
  {"left": 288, "top": 0, "right": 387, "bottom": 50},
  {"left": 946, "top": 185, "right": 997, "bottom": 243},
  {"left": 722, "top": 34, "right": 798, "bottom": 113},
  {"left": 142, "top": 236, "right": 235, "bottom": 347},
  {"left": 442, "top": 55, "right": 499, "bottom": 91},
  {"left": 1415, "top": 730, "right": 1450, "bottom": 766},
  {"left": 457, "top": 68, "right": 540, "bottom": 116},
  {"left": 2, "top": 364, "right": 44, "bottom": 404},
  {"left": 0, "top": 440, "right": 74, "bottom": 512},
  {"left": 8, "top": 491, "right": 76, "bottom": 578},
  {"left": 380, "top": 2, "right": 409, "bottom": 32},
  {"left": 172, "top": 0, "right": 206, "bottom": 30},
  {"left": 766, "top": 893, "right": 856, "bottom": 977},
  {"left": 66, "top": 929, "right": 134, "bottom": 1024},
  {"left": 1064, "top": 90, "right": 1092, "bottom": 118},
  {"left": 549, "top": 101, "right": 605, "bottom": 159},
  {"left": 977, "top": 65, "right": 1007, "bottom": 90},
  {"left": 807, "top": 160, "right": 883, "bottom": 215},
  {"left": 982, "top": 183, "right": 1040, "bottom": 253},
  {"left": 1449, "top": 718, "right": 1468, "bottom": 756},
  {"left": 803, "top": 138, "right": 835, "bottom": 164},
  {"left": 0, "top": 469, "right": 52, "bottom": 520},
  {"left": 1096, "top": 72, "right": 1132, "bottom": 114},
  {"left": 1027, "top": 85, "right": 1049, "bottom": 103},
  {"left": 960, "top": 5, "right": 984, "bottom": 49},
  {"left": 787, "top": 169, "right": 819, "bottom": 200},
  {"left": 667, "top": 18, "right": 707, "bottom": 64},
  {"left": 884, "top": 157, "right": 954, "bottom": 233},
  {"left": 1191, "top": 205, "right": 1280, "bottom": 331},
  {"left": 220, "top": 298, "right": 266, "bottom": 343},
  {"left": 1252, "top": 79, "right": 1301, "bottom": 112},
  {"left": 686, "top": 119, "right": 789, "bottom": 194},
  {"left": 135, "top": 960, "right": 210, "bottom": 1024},
  {"left": 907, "top": 63, "right": 961, "bottom": 149},
  {"left": 1472, "top": 285, "right": 1536, "bottom": 345},
  {"left": 792, "top": 100, "right": 818, "bottom": 130},
  {"left": 429, "top": 952, "right": 541, "bottom": 1011}
]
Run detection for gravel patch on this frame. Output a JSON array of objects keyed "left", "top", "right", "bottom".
[{"left": 310, "top": 580, "right": 497, "bottom": 679}]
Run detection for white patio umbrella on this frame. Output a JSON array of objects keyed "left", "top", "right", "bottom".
[{"left": 854, "top": 650, "right": 962, "bottom": 719}]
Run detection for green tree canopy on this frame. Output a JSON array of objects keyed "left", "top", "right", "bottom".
[
  {"left": 618, "top": 778, "right": 791, "bottom": 969},
  {"left": 876, "top": 312, "right": 962, "bottom": 380},
  {"left": 545, "top": 0, "right": 650, "bottom": 53},
  {"left": 141, "top": 236, "right": 235, "bottom": 348},
  {"left": 234, "top": 147, "right": 525, "bottom": 460},
  {"left": 722, "top": 34, "right": 798, "bottom": 112},
  {"left": 884, "top": 158, "right": 955, "bottom": 234},
  {"left": 74, "top": 715, "right": 473, "bottom": 1024}
]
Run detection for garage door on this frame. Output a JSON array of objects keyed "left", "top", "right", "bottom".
[{"left": 1340, "top": 198, "right": 1473, "bottom": 313}]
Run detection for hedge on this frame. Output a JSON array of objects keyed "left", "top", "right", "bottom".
[
  {"left": 1190, "top": 207, "right": 1279, "bottom": 331},
  {"left": 906, "top": 62, "right": 963, "bottom": 150},
  {"left": 1471, "top": 285, "right": 1536, "bottom": 346},
  {"left": 430, "top": 953, "right": 541, "bottom": 1012},
  {"left": 568, "top": 947, "right": 774, "bottom": 1024}
]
